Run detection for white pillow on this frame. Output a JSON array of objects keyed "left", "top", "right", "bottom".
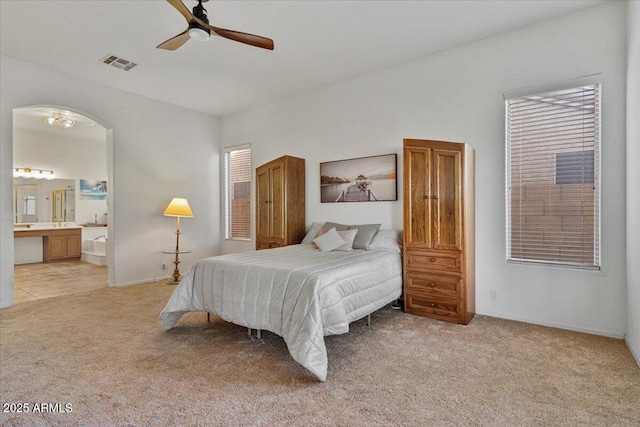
[
  {"left": 334, "top": 229, "right": 358, "bottom": 251},
  {"left": 313, "top": 227, "right": 345, "bottom": 252},
  {"left": 301, "top": 222, "right": 325, "bottom": 244}
]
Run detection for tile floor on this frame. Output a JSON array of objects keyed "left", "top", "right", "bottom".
[{"left": 13, "top": 260, "right": 108, "bottom": 304}]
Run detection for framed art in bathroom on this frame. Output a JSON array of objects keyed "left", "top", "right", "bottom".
[{"left": 79, "top": 179, "right": 107, "bottom": 200}]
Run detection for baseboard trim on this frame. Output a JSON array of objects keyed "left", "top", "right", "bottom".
[
  {"left": 476, "top": 309, "right": 625, "bottom": 339},
  {"left": 626, "top": 337, "right": 640, "bottom": 367},
  {"left": 108, "top": 276, "right": 170, "bottom": 287}
]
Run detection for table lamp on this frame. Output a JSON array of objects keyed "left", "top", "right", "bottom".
[{"left": 163, "top": 197, "right": 194, "bottom": 285}]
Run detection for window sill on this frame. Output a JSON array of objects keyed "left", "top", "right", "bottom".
[{"left": 507, "top": 259, "right": 601, "bottom": 272}]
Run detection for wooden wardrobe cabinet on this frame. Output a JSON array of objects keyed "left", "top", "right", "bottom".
[
  {"left": 403, "top": 139, "right": 475, "bottom": 324},
  {"left": 255, "top": 155, "right": 305, "bottom": 250}
]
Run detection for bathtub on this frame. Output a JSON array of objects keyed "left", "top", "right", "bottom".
[{"left": 82, "top": 236, "right": 107, "bottom": 266}]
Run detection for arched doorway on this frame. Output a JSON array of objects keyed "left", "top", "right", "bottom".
[{"left": 12, "top": 105, "right": 114, "bottom": 302}]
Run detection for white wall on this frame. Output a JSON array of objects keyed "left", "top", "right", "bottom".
[
  {"left": 13, "top": 128, "right": 108, "bottom": 224},
  {"left": 222, "top": 2, "right": 628, "bottom": 337},
  {"left": 1, "top": 55, "right": 221, "bottom": 308},
  {"left": 13, "top": 128, "right": 107, "bottom": 182},
  {"left": 626, "top": 0, "right": 640, "bottom": 364}
]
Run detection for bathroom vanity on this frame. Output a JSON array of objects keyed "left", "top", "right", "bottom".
[{"left": 14, "top": 226, "right": 82, "bottom": 263}]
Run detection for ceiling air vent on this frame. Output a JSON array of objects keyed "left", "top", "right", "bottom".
[{"left": 100, "top": 54, "right": 138, "bottom": 71}]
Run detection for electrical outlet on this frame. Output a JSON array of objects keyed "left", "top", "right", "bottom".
[
  {"left": 490, "top": 289, "right": 498, "bottom": 301},
  {"left": 161, "top": 263, "right": 167, "bottom": 271}
]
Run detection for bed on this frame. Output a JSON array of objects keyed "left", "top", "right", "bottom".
[{"left": 159, "top": 227, "right": 402, "bottom": 381}]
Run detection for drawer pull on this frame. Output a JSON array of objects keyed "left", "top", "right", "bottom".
[
  {"left": 430, "top": 303, "right": 436, "bottom": 307},
  {"left": 429, "top": 257, "right": 436, "bottom": 262},
  {"left": 429, "top": 282, "right": 436, "bottom": 287}
]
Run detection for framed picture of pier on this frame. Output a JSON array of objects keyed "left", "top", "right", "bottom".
[{"left": 320, "top": 154, "right": 397, "bottom": 203}]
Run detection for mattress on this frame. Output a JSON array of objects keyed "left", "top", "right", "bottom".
[{"left": 159, "top": 243, "right": 402, "bottom": 381}]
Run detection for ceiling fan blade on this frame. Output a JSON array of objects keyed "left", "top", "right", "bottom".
[
  {"left": 209, "top": 26, "right": 274, "bottom": 50},
  {"left": 157, "top": 29, "right": 191, "bottom": 50},
  {"left": 191, "top": 16, "right": 274, "bottom": 50},
  {"left": 167, "top": 0, "right": 194, "bottom": 23}
]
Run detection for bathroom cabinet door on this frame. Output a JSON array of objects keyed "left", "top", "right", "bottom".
[
  {"left": 48, "top": 235, "right": 67, "bottom": 260},
  {"left": 66, "top": 234, "right": 81, "bottom": 258}
]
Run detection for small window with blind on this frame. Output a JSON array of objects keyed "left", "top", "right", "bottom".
[
  {"left": 223, "top": 145, "right": 251, "bottom": 240},
  {"left": 505, "top": 81, "right": 600, "bottom": 269}
]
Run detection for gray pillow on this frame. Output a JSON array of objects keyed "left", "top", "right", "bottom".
[
  {"left": 317, "top": 221, "right": 349, "bottom": 237},
  {"left": 301, "top": 222, "right": 325, "bottom": 244},
  {"left": 348, "top": 224, "right": 381, "bottom": 249},
  {"left": 368, "top": 229, "right": 401, "bottom": 253}
]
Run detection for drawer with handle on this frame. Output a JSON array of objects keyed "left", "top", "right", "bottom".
[
  {"left": 404, "top": 272, "right": 462, "bottom": 299},
  {"left": 405, "top": 294, "right": 462, "bottom": 321},
  {"left": 405, "top": 251, "right": 461, "bottom": 273}
]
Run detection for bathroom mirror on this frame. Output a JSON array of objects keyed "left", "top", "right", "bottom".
[
  {"left": 13, "top": 184, "right": 38, "bottom": 223},
  {"left": 52, "top": 188, "right": 75, "bottom": 222},
  {"left": 13, "top": 178, "right": 75, "bottom": 224}
]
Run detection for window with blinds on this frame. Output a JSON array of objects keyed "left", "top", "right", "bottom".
[
  {"left": 505, "top": 83, "right": 600, "bottom": 268},
  {"left": 223, "top": 146, "right": 251, "bottom": 240}
]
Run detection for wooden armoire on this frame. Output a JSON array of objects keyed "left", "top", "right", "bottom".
[
  {"left": 403, "top": 139, "right": 475, "bottom": 324},
  {"left": 255, "top": 155, "right": 305, "bottom": 250}
]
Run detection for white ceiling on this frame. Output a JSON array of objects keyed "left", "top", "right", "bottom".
[
  {"left": 1, "top": 0, "right": 606, "bottom": 118},
  {"left": 13, "top": 107, "right": 107, "bottom": 141}
]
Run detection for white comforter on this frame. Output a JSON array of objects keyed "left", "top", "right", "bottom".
[{"left": 159, "top": 243, "right": 402, "bottom": 381}]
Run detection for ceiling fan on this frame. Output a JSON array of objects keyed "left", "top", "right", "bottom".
[{"left": 157, "top": 0, "right": 274, "bottom": 51}]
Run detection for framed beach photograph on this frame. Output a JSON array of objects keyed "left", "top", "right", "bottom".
[
  {"left": 320, "top": 154, "right": 397, "bottom": 203},
  {"left": 79, "top": 179, "right": 107, "bottom": 200}
]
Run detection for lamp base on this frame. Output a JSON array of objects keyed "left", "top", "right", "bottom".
[
  {"left": 167, "top": 275, "right": 182, "bottom": 285},
  {"left": 167, "top": 267, "right": 182, "bottom": 285}
]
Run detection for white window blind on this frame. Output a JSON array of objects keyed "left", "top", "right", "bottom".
[
  {"left": 223, "top": 146, "right": 251, "bottom": 240},
  {"left": 506, "top": 83, "right": 600, "bottom": 268}
]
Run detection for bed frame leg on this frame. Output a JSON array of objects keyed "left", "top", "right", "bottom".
[
  {"left": 247, "top": 328, "right": 262, "bottom": 338},
  {"left": 207, "top": 312, "right": 210, "bottom": 323},
  {"left": 367, "top": 313, "right": 371, "bottom": 327}
]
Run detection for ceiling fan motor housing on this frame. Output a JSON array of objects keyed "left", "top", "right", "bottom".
[{"left": 190, "top": 0, "right": 211, "bottom": 37}]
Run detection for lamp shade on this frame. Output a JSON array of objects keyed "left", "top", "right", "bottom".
[{"left": 163, "top": 198, "right": 194, "bottom": 217}]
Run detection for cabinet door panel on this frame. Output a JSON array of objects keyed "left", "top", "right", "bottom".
[
  {"left": 404, "top": 147, "right": 432, "bottom": 249},
  {"left": 433, "top": 149, "right": 462, "bottom": 251},
  {"left": 270, "top": 164, "right": 285, "bottom": 240},
  {"left": 49, "top": 236, "right": 66, "bottom": 259},
  {"left": 256, "top": 169, "right": 270, "bottom": 240},
  {"left": 66, "top": 235, "right": 81, "bottom": 257}
]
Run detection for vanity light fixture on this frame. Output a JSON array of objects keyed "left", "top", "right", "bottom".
[
  {"left": 43, "top": 112, "right": 74, "bottom": 129},
  {"left": 13, "top": 167, "right": 55, "bottom": 180}
]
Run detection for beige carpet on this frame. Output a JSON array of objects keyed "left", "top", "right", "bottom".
[{"left": 1, "top": 282, "right": 638, "bottom": 426}]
